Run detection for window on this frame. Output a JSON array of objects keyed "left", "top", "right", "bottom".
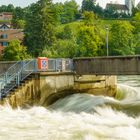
[
  {"left": 2, "top": 42, "right": 8, "bottom": 46},
  {"left": 1, "top": 34, "right": 8, "bottom": 38}
]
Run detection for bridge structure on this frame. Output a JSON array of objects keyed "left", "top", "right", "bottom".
[
  {"left": 73, "top": 56, "right": 140, "bottom": 75},
  {"left": 0, "top": 55, "right": 140, "bottom": 105}
]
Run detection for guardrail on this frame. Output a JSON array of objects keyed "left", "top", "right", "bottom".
[{"left": 0, "top": 58, "right": 73, "bottom": 98}]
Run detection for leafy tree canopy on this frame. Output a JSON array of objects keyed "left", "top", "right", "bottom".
[
  {"left": 76, "top": 25, "right": 103, "bottom": 57},
  {"left": 110, "top": 21, "right": 135, "bottom": 55},
  {"left": 3, "top": 40, "right": 30, "bottom": 61},
  {"left": 24, "top": 0, "right": 56, "bottom": 57}
]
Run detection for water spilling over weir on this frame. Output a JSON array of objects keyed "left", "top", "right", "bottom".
[{"left": 0, "top": 76, "right": 140, "bottom": 140}]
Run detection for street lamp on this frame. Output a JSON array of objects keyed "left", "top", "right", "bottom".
[{"left": 106, "top": 27, "right": 109, "bottom": 56}]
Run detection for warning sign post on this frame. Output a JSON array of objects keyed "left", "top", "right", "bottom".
[{"left": 37, "top": 57, "right": 48, "bottom": 70}]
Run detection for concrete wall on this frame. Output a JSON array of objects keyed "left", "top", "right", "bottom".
[
  {"left": 0, "top": 72, "right": 117, "bottom": 108},
  {"left": 39, "top": 72, "right": 75, "bottom": 106},
  {"left": 1, "top": 74, "right": 40, "bottom": 108},
  {"left": 74, "top": 75, "right": 117, "bottom": 97},
  {"left": 74, "top": 56, "right": 140, "bottom": 75}
]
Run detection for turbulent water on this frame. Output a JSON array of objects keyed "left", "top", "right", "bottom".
[{"left": 0, "top": 76, "right": 140, "bottom": 140}]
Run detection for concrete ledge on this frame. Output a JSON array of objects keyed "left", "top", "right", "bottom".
[{"left": 37, "top": 72, "right": 75, "bottom": 76}]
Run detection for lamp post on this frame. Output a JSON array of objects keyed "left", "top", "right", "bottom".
[{"left": 106, "top": 27, "right": 109, "bottom": 56}]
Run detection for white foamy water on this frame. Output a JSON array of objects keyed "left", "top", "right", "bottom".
[
  {"left": 0, "top": 104, "right": 140, "bottom": 140},
  {"left": 0, "top": 75, "right": 140, "bottom": 140}
]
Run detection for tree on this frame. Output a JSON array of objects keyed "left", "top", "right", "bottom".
[
  {"left": 24, "top": 0, "right": 56, "bottom": 57},
  {"left": 82, "top": 0, "right": 103, "bottom": 17},
  {"left": 132, "top": 12, "right": 140, "bottom": 54},
  {"left": 61, "top": 0, "right": 79, "bottom": 23},
  {"left": 6, "top": 4, "right": 15, "bottom": 12},
  {"left": 42, "top": 24, "right": 77, "bottom": 58},
  {"left": 57, "top": 25, "right": 74, "bottom": 39},
  {"left": 53, "top": 2, "right": 64, "bottom": 24},
  {"left": 82, "top": 0, "right": 96, "bottom": 12},
  {"left": 109, "top": 21, "right": 135, "bottom": 55},
  {"left": 76, "top": 25, "right": 103, "bottom": 57},
  {"left": 12, "top": 19, "right": 26, "bottom": 29},
  {"left": 82, "top": 11, "right": 95, "bottom": 26},
  {"left": 0, "top": 4, "right": 14, "bottom": 13},
  {"left": 3, "top": 40, "right": 30, "bottom": 61},
  {"left": 132, "top": 12, "right": 140, "bottom": 33},
  {"left": 12, "top": 7, "right": 27, "bottom": 29},
  {"left": 41, "top": 39, "right": 77, "bottom": 58}
]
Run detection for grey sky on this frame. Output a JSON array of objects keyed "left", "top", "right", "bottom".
[{"left": 0, "top": 0, "right": 139, "bottom": 8}]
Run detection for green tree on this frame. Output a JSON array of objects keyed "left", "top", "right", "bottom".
[
  {"left": 82, "top": 0, "right": 96, "bottom": 12},
  {"left": 132, "top": 12, "right": 140, "bottom": 54},
  {"left": 41, "top": 39, "right": 77, "bottom": 58},
  {"left": 76, "top": 25, "right": 103, "bottom": 57},
  {"left": 110, "top": 21, "right": 135, "bottom": 55},
  {"left": 133, "top": 12, "right": 140, "bottom": 21},
  {"left": 12, "top": 19, "right": 26, "bottom": 29},
  {"left": 3, "top": 40, "right": 30, "bottom": 61},
  {"left": 82, "top": 0, "right": 103, "bottom": 17},
  {"left": 6, "top": 4, "right": 15, "bottom": 12},
  {"left": 24, "top": 0, "right": 56, "bottom": 57},
  {"left": 0, "top": 4, "right": 15, "bottom": 13},
  {"left": 57, "top": 25, "right": 73, "bottom": 39},
  {"left": 53, "top": 2, "right": 64, "bottom": 24},
  {"left": 61, "top": 0, "right": 79, "bottom": 23},
  {"left": 82, "top": 11, "right": 95, "bottom": 26},
  {"left": 12, "top": 7, "right": 27, "bottom": 28},
  {"left": 42, "top": 24, "right": 77, "bottom": 58}
]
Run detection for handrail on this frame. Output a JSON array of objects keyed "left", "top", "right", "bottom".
[{"left": 0, "top": 60, "right": 36, "bottom": 98}]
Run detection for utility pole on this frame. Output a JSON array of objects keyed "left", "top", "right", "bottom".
[{"left": 106, "top": 27, "right": 109, "bottom": 56}]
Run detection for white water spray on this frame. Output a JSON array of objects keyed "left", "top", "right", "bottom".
[{"left": 0, "top": 76, "right": 139, "bottom": 140}]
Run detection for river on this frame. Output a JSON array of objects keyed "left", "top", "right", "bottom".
[{"left": 0, "top": 76, "right": 140, "bottom": 140}]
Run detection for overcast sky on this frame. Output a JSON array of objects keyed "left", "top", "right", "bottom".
[{"left": 0, "top": 0, "right": 139, "bottom": 8}]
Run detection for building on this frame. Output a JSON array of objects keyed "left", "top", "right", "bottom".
[
  {"left": 0, "top": 12, "right": 13, "bottom": 21},
  {"left": 0, "top": 22, "right": 11, "bottom": 30},
  {"left": 0, "top": 29, "right": 24, "bottom": 54},
  {"left": 106, "top": 3, "right": 129, "bottom": 15},
  {"left": 0, "top": 12, "right": 24, "bottom": 55},
  {"left": 106, "top": 0, "right": 135, "bottom": 15}
]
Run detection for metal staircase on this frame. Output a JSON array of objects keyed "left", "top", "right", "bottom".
[{"left": 0, "top": 60, "right": 37, "bottom": 99}]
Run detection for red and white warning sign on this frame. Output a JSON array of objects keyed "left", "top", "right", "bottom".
[{"left": 38, "top": 57, "right": 48, "bottom": 70}]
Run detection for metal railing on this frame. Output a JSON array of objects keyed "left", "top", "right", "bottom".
[
  {"left": 0, "top": 58, "right": 73, "bottom": 99},
  {"left": 0, "top": 60, "right": 36, "bottom": 98}
]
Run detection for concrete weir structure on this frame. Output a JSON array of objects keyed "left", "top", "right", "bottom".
[
  {"left": 1, "top": 72, "right": 117, "bottom": 108},
  {"left": 2, "top": 55, "right": 140, "bottom": 107}
]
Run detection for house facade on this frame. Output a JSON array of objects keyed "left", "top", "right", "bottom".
[
  {"left": 0, "top": 12, "right": 24, "bottom": 55},
  {"left": 0, "top": 12, "right": 13, "bottom": 21},
  {"left": 106, "top": 3, "right": 129, "bottom": 15},
  {"left": 106, "top": 0, "right": 135, "bottom": 15},
  {"left": 0, "top": 29, "right": 24, "bottom": 55}
]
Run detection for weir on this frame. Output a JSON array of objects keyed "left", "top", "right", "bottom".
[
  {"left": 0, "top": 58, "right": 117, "bottom": 108},
  {"left": 8, "top": 55, "right": 140, "bottom": 107}
]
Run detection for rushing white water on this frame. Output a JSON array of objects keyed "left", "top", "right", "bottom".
[{"left": 0, "top": 76, "right": 140, "bottom": 140}]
